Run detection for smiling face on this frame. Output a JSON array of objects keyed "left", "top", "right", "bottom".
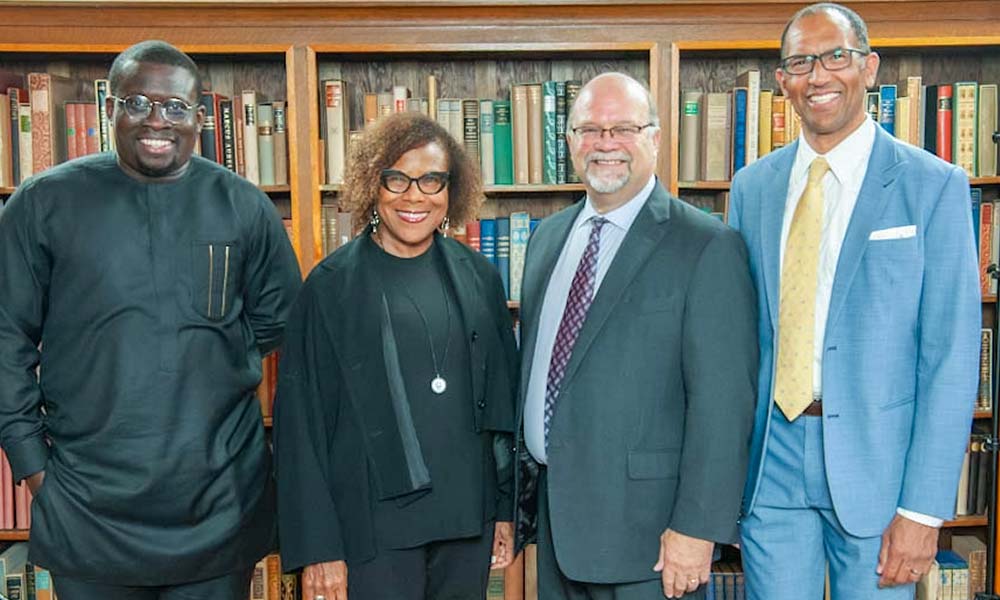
[
  {"left": 374, "top": 141, "right": 450, "bottom": 258},
  {"left": 776, "top": 9, "right": 880, "bottom": 154},
  {"left": 107, "top": 61, "right": 204, "bottom": 182},
  {"left": 568, "top": 74, "right": 660, "bottom": 213}
]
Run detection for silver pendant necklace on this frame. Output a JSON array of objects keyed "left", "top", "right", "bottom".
[{"left": 397, "top": 271, "right": 452, "bottom": 395}]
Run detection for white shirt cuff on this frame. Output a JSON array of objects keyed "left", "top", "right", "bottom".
[{"left": 896, "top": 507, "right": 944, "bottom": 528}]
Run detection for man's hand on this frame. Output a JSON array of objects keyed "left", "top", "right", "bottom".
[
  {"left": 876, "top": 514, "right": 938, "bottom": 588},
  {"left": 24, "top": 471, "right": 44, "bottom": 495},
  {"left": 492, "top": 521, "right": 515, "bottom": 570},
  {"left": 302, "top": 560, "right": 348, "bottom": 600},
  {"left": 652, "top": 528, "right": 714, "bottom": 598}
]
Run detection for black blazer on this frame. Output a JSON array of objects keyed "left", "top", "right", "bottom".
[
  {"left": 514, "top": 182, "right": 758, "bottom": 584},
  {"left": 274, "top": 232, "right": 518, "bottom": 573}
]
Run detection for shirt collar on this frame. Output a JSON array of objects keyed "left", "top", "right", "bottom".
[
  {"left": 577, "top": 175, "right": 656, "bottom": 232},
  {"left": 792, "top": 117, "right": 876, "bottom": 185}
]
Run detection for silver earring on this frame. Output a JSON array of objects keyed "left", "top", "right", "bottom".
[
  {"left": 440, "top": 216, "right": 451, "bottom": 235},
  {"left": 370, "top": 208, "right": 381, "bottom": 234}
]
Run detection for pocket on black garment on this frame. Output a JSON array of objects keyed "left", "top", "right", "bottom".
[{"left": 192, "top": 241, "right": 240, "bottom": 320}]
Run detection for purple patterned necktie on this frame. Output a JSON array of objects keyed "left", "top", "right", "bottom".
[{"left": 544, "top": 216, "right": 609, "bottom": 445}]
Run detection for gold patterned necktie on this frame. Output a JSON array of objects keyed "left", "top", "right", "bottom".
[{"left": 774, "top": 157, "right": 830, "bottom": 421}]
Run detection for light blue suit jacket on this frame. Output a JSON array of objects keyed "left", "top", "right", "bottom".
[{"left": 729, "top": 125, "right": 980, "bottom": 537}]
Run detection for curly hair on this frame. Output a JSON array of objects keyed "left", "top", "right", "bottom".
[{"left": 340, "top": 111, "right": 483, "bottom": 236}]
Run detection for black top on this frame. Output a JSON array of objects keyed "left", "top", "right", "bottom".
[
  {"left": 0, "top": 153, "right": 302, "bottom": 585},
  {"left": 369, "top": 237, "right": 487, "bottom": 549}
]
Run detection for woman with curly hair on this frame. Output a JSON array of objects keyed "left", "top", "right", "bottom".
[{"left": 274, "top": 111, "right": 518, "bottom": 600}]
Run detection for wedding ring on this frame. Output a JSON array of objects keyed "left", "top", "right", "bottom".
[
  {"left": 909, "top": 568, "right": 921, "bottom": 575},
  {"left": 688, "top": 578, "right": 698, "bottom": 584},
  {"left": 315, "top": 596, "right": 326, "bottom": 600}
]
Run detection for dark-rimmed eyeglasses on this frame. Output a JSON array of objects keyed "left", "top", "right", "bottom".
[
  {"left": 112, "top": 94, "right": 198, "bottom": 124},
  {"left": 380, "top": 169, "right": 450, "bottom": 195},
  {"left": 780, "top": 47, "right": 869, "bottom": 76},
  {"left": 570, "top": 123, "right": 656, "bottom": 141}
]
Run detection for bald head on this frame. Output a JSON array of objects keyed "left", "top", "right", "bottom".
[{"left": 569, "top": 72, "right": 658, "bottom": 130}]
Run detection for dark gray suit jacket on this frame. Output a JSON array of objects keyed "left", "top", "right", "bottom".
[{"left": 514, "top": 181, "right": 758, "bottom": 584}]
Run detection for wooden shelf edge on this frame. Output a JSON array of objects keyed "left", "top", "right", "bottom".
[
  {"left": 974, "top": 410, "right": 993, "bottom": 420},
  {"left": 678, "top": 180, "right": 731, "bottom": 191},
  {"left": 0, "top": 530, "right": 29, "bottom": 541},
  {"left": 320, "top": 183, "right": 586, "bottom": 194},
  {"left": 943, "top": 515, "right": 988, "bottom": 528},
  {"left": 972, "top": 176, "right": 1000, "bottom": 186},
  {"left": 3, "top": 184, "right": 286, "bottom": 195},
  {"left": 263, "top": 416, "right": 273, "bottom": 428}
]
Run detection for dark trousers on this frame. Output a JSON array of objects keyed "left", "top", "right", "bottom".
[
  {"left": 348, "top": 529, "right": 495, "bottom": 600},
  {"left": 53, "top": 568, "right": 253, "bottom": 600},
  {"left": 537, "top": 468, "right": 703, "bottom": 600}
]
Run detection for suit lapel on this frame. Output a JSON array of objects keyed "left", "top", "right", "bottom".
[
  {"left": 825, "top": 127, "right": 903, "bottom": 335},
  {"left": 560, "top": 184, "right": 670, "bottom": 387},
  {"left": 519, "top": 203, "right": 584, "bottom": 399},
  {"left": 762, "top": 142, "right": 796, "bottom": 330}
]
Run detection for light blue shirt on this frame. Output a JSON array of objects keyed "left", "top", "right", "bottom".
[{"left": 524, "top": 175, "right": 656, "bottom": 464}]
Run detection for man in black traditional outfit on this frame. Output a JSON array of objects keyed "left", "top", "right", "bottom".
[{"left": 0, "top": 40, "right": 301, "bottom": 600}]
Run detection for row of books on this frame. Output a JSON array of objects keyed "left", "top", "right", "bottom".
[
  {"left": 454, "top": 214, "right": 541, "bottom": 303},
  {"left": 319, "top": 205, "right": 354, "bottom": 258},
  {"left": 0, "top": 543, "right": 57, "bottom": 600},
  {"left": 863, "top": 80, "right": 998, "bottom": 178},
  {"left": 0, "top": 451, "right": 32, "bottom": 531},
  {"left": 321, "top": 77, "right": 584, "bottom": 188},
  {"left": 249, "top": 554, "right": 296, "bottom": 600},
  {"left": 0, "top": 71, "right": 110, "bottom": 188},
  {"left": 0, "top": 70, "right": 290, "bottom": 190},
  {"left": 678, "top": 70, "right": 803, "bottom": 182},
  {"left": 678, "top": 71, "right": 1000, "bottom": 183},
  {"left": 707, "top": 561, "right": 745, "bottom": 600},
  {"left": 198, "top": 91, "right": 289, "bottom": 186},
  {"left": 955, "top": 425, "right": 992, "bottom": 518},
  {"left": 917, "top": 539, "right": 988, "bottom": 600}
]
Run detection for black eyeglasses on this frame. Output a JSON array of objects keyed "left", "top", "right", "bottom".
[
  {"left": 112, "top": 94, "right": 198, "bottom": 123},
  {"left": 570, "top": 123, "right": 656, "bottom": 141},
  {"left": 380, "top": 169, "right": 450, "bottom": 195},
  {"left": 780, "top": 47, "right": 869, "bottom": 75}
]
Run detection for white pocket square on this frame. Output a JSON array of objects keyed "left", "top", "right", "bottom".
[{"left": 869, "top": 225, "right": 916, "bottom": 240}]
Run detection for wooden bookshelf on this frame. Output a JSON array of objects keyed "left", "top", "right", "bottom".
[
  {"left": 1, "top": 1, "right": 998, "bottom": 594},
  {"left": 0, "top": 530, "right": 29, "bottom": 542},
  {"left": 944, "top": 515, "right": 989, "bottom": 528}
]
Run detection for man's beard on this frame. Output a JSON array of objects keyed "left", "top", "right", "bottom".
[{"left": 583, "top": 151, "right": 631, "bottom": 194}]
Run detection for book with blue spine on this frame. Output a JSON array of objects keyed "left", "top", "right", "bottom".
[
  {"left": 479, "top": 218, "right": 498, "bottom": 267},
  {"left": 731, "top": 87, "right": 748, "bottom": 174},
  {"left": 879, "top": 84, "right": 896, "bottom": 135},
  {"left": 496, "top": 217, "right": 511, "bottom": 298},
  {"left": 509, "top": 211, "right": 531, "bottom": 302},
  {"left": 542, "top": 81, "right": 558, "bottom": 184}
]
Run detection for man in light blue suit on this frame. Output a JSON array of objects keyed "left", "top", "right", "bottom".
[{"left": 729, "top": 3, "right": 980, "bottom": 598}]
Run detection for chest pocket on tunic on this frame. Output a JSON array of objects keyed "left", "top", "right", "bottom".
[{"left": 192, "top": 241, "right": 241, "bottom": 320}]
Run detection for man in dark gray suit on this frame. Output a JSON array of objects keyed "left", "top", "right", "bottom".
[{"left": 514, "top": 72, "right": 758, "bottom": 599}]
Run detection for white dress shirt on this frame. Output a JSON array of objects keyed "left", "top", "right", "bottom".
[
  {"left": 524, "top": 176, "right": 656, "bottom": 464},
  {"left": 782, "top": 118, "right": 940, "bottom": 528}
]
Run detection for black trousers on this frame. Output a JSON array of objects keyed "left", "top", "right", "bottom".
[
  {"left": 53, "top": 567, "right": 253, "bottom": 600},
  {"left": 537, "top": 468, "right": 704, "bottom": 600},
  {"left": 348, "top": 528, "right": 495, "bottom": 600}
]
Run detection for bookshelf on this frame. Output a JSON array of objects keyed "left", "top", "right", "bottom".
[
  {"left": 310, "top": 43, "right": 657, "bottom": 261},
  {"left": 0, "top": 1, "right": 998, "bottom": 597}
]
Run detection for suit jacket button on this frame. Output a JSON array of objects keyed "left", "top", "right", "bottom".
[
  {"left": 477, "top": 400, "right": 486, "bottom": 408},
  {"left": 471, "top": 332, "right": 479, "bottom": 342}
]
